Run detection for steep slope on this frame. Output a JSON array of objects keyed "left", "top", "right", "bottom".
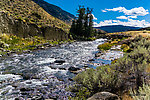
[
  {"left": 95, "top": 25, "right": 141, "bottom": 33},
  {"left": 32, "top": 0, "right": 75, "bottom": 24},
  {"left": 0, "top": 0, "right": 70, "bottom": 40}
]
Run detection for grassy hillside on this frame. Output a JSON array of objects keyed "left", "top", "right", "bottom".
[{"left": 0, "top": 0, "right": 70, "bottom": 33}]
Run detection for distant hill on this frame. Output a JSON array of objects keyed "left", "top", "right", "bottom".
[
  {"left": 137, "top": 27, "right": 150, "bottom": 31},
  {"left": 32, "top": 0, "right": 75, "bottom": 24},
  {"left": 95, "top": 25, "right": 141, "bottom": 33}
]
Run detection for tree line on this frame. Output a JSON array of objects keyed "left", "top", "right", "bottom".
[{"left": 70, "top": 6, "right": 97, "bottom": 39}]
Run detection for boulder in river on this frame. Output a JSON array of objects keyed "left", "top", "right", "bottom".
[
  {"left": 87, "top": 92, "right": 120, "bottom": 100},
  {"left": 89, "top": 59, "right": 95, "bottom": 62},
  {"left": 68, "top": 67, "right": 80, "bottom": 71},
  {"left": 20, "top": 87, "right": 31, "bottom": 92},
  {"left": 58, "top": 67, "right": 66, "bottom": 70},
  {"left": 95, "top": 52, "right": 103, "bottom": 57},
  {"left": 68, "top": 67, "right": 81, "bottom": 74},
  {"left": 54, "top": 60, "right": 65, "bottom": 64}
]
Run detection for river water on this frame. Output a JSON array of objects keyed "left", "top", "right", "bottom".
[{"left": 0, "top": 39, "right": 123, "bottom": 100}]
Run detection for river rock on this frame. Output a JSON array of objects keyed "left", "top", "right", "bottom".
[
  {"left": 43, "top": 43, "right": 50, "bottom": 47},
  {"left": 49, "top": 66, "right": 57, "bottom": 69},
  {"left": 54, "top": 60, "right": 65, "bottom": 64},
  {"left": 68, "top": 67, "right": 81, "bottom": 74},
  {"left": 89, "top": 59, "right": 95, "bottom": 62},
  {"left": 84, "top": 64, "right": 88, "bottom": 68},
  {"left": 58, "top": 68, "right": 66, "bottom": 70},
  {"left": 95, "top": 53, "right": 102, "bottom": 57},
  {"left": 68, "top": 67, "right": 80, "bottom": 71},
  {"left": 31, "top": 95, "right": 44, "bottom": 100},
  {"left": 87, "top": 92, "right": 120, "bottom": 100},
  {"left": 20, "top": 87, "right": 31, "bottom": 92},
  {"left": 22, "top": 73, "right": 32, "bottom": 80}
]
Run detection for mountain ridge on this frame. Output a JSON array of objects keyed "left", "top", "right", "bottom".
[
  {"left": 95, "top": 25, "right": 141, "bottom": 33},
  {"left": 32, "top": 0, "right": 75, "bottom": 24}
]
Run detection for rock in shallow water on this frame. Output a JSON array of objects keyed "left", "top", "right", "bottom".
[
  {"left": 68, "top": 67, "right": 80, "bottom": 72},
  {"left": 54, "top": 60, "right": 65, "bottom": 65},
  {"left": 68, "top": 67, "right": 81, "bottom": 74}
]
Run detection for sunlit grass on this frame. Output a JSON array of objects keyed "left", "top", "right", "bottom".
[{"left": 0, "top": 33, "right": 72, "bottom": 55}]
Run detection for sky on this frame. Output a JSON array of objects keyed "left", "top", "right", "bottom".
[{"left": 45, "top": 0, "right": 150, "bottom": 27}]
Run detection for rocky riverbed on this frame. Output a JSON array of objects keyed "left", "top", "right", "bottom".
[{"left": 0, "top": 39, "right": 123, "bottom": 100}]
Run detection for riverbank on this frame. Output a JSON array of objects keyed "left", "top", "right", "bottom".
[
  {"left": 0, "top": 33, "right": 74, "bottom": 57},
  {"left": 70, "top": 34, "right": 150, "bottom": 100}
]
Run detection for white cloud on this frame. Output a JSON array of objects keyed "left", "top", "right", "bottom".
[
  {"left": 101, "top": 10, "right": 107, "bottom": 12},
  {"left": 106, "top": 7, "right": 126, "bottom": 12},
  {"left": 103, "top": 7, "right": 149, "bottom": 16},
  {"left": 116, "top": 16, "right": 128, "bottom": 19},
  {"left": 116, "top": 15, "right": 137, "bottom": 20},
  {"left": 94, "top": 19, "right": 150, "bottom": 28},
  {"left": 97, "top": 7, "right": 150, "bottom": 27},
  {"left": 92, "top": 14, "right": 98, "bottom": 20},
  {"left": 128, "top": 15, "right": 137, "bottom": 19}
]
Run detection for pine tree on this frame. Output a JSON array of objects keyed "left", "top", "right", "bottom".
[
  {"left": 76, "top": 6, "right": 85, "bottom": 36},
  {"left": 70, "top": 6, "right": 95, "bottom": 39},
  {"left": 84, "top": 7, "right": 89, "bottom": 37},
  {"left": 70, "top": 20, "right": 76, "bottom": 35},
  {"left": 88, "top": 10, "right": 93, "bottom": 37}
]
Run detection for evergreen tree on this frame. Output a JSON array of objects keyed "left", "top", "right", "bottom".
[
  {"left": 70, "top": 20, "right": 76, "bottom": 35},
  {"left": 70, "top": 6, "right": 95, "bottom": 39},
  {"left": 84, "top": 7, "right": 90, "bottom": 37},
  {"left": 76, "top": 6, "right": 85, "bottom": 36},
  {"left": 87, "top": 8, "right": 93, "bottom": 37}
]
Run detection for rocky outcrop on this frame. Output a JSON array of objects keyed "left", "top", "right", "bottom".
[
  {"left": 87, "top": 92, "right": 120, "bottom": 100},
  {"left": 0, "top": 12, "right": 69, "bottom": 40}
]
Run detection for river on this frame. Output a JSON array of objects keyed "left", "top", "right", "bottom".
[{"left": 0, "top": 39, "right": 123, "bottom": 100}]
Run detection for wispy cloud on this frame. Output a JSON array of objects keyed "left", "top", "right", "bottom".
[
  {"left": 101, "top": 10, "right": 107, "bottom": 12},
  {"left": 94, "top": 19, "right": 150, "bottom": 27},
  {"left": 102, "top": 7, "right": 149, "bottom": 16},
  {"left": 116, "top": 16, "right": 128, "bottom": 19},
  {"left": 128, "top": 15, "right": 137, "bottom": 19},
  {"left": 116, "top": 15, "right": 137, "bottom": 19},
  {"left": 92, "top": 14, "right": 98, "bottom": 20}
]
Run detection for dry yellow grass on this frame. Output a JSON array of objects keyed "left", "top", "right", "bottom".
[
  {"left": 107, "top": 31, "right": 150, "bottom": 39},
  {"left": 146, "top": 66, "right": 150, "bottom": 73},
  {"left": 122, "top": 94, "right": 133, "bottom": 100}
]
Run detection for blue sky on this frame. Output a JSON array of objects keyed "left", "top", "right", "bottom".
[{"left": 45, "top": 0, "right": 150, "bottom": 27}]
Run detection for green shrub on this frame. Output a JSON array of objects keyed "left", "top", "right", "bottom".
[
  {"left": 71, "top": 65, "right": 122, "bottom": 98},
  {"left": 97, "top": 42, "right": 113, "bottom": 50},
  {"left": 121, "top": 44, "right": 130, "bottom": 52},
  {"left": 130, "top": 83, "right": 150, "bottom": 100}
]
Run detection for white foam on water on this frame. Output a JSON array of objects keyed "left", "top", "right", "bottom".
[
  {"left": 41, "top": 66, "right": 67, "bottom": 75},
  {"left": 0, "top": 85, "right": 15, "bottom": 99},
  {"left": 95, "top": 38, "right": 107, "bottom": 42},
  {"left": 37, "top": 58, "right": 56, "bottom": 65},
  {"left": 0, "top": 74, "right": 22, "bottom": 81},
  {"left": 22, "top": 79, "right": 42, "bottom": 86}
]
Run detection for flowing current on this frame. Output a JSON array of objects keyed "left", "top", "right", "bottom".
[{"left": 0, "top": 39, "right": 123, "bottom": 99}]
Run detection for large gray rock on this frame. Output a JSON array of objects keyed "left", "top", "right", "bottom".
[{"left": 87, "top": 92, "right": 120, "bottom": 100}]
